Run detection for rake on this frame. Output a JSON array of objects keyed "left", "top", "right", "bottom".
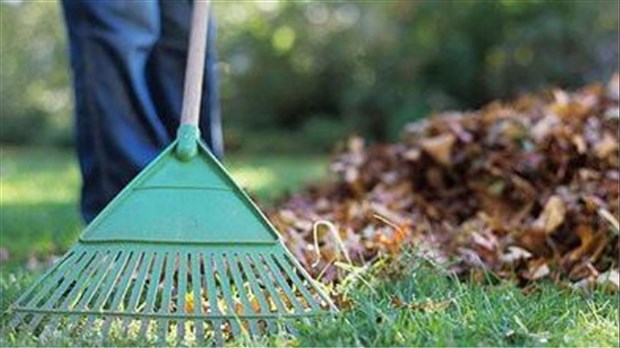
[{"left": 7, "top": 1, "right": 336, "bottom": 344}]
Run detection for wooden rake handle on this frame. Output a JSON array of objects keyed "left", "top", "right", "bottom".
[
  {"left": 176, "top": 0, "right": 211, "bottom": 160},
  {"left": 179, "top": 0, "right": 211, "bottom": 128}
]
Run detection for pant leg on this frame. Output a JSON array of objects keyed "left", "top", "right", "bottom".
[
  {"left": 200, "top": 4, "right": 224, "bottom": 158},
  {"left": 62, "top": 0, "right": 168, "bottom": 223},
  {"left": 146, "top": 0, "right": 223, "bottom": 158},
  {"left": 62, "top": 0, "right": 222, "bottom": 223}
]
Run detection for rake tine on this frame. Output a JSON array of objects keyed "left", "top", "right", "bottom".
[
  {"left": 213, "top": 254, "right": 244, "bottom": 338},
  {"left": 272, "top": 253, "right": 321, "bottom": 311},
  {"left": 262, "top": 255, "right": 307, "bottom": 315},
  {"left": 101, "top": 251, "right": 140, "bottom": 338},
  {"left": 203, "top": 253, "right": 224, "bottom": 345},
  {"left": 122, "top": 251, "right": 155, "bottom": 336},
  {"left": 225, "top": 253, "right": 260, "bottom": 337},
  {"left": 249, "top": 254, "right": 298, "bottom": 334},
  {"left": 157, "top": 252, "right": 176, "bottom": 345},
  {"left": 85, "top": 251, "right": 131, "bottom": 329},
  {"left": 264, "top": 255, "right": 312, "bottom": 329},
  {"left": 190, "top": 252, "right": 205, "bottom": 342},
  {"left": 46, "top": 251, "right": 111, "bottom": 332},
  {"left": 67, "top": 250, "right": 119, "bottom": 328},
  {"left": 9, "top": 250, "right": 78, "bottom": 330},
  {"left": 176, "top": 253, "right": 188, "bottom": 343},
  {"left": 282, "top": 252, "right": 337, "bottom": 311},
  {"left": 10, "top": 250, "right": 75, "bottom": 309},
  {"left": 247, "top": 254, "right": 288, "bottom": 313},
  {"left": 238, "top": 253, "right": 277, "bottom": 333},
  {"left": 28, "top": 251, "right": 101, "bottom": 332},
  {"left": 138, "top": 252, "right": 166, "bottom": 338}
]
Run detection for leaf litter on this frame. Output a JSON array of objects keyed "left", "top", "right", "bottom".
[{"left": 268, "top": 75, "right": 619, "bottom": 292}]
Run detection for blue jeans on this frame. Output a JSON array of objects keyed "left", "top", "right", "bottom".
[{"left": 61, "top": 0, "right": 223, "bottom": 223}]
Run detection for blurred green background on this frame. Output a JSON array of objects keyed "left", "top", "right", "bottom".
[{"left": 1, "top": 0, "right": 618, "bottom": 153}]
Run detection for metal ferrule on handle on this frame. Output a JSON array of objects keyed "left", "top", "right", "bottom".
[{"left": 177, "top": 0, "right": 211, "bottom": 161}]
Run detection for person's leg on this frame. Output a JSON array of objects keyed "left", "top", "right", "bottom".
[
  {"left": 62, "top": 0, "right": 222, "bottom": 223},
  {"left": 61, "top": 0, "right": 167, "bottom": 222},
  {"left": 146, "top": 0, "right": 223, "bottom": 158}
]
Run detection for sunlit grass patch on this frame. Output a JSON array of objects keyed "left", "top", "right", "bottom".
[{"left": 225, "top": 155, "right": 329, "bottom": 202}]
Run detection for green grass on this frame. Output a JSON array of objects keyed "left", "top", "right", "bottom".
[
  {"left": 1, "top": 147, "right": 618, "bottom": 347},
  {"left": 294, "top": 254, "right": 619, "bottom": 347}
]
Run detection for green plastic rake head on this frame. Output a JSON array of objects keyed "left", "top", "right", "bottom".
[{"left": 7, "top": 1, "right": 335, "bottom": 344}]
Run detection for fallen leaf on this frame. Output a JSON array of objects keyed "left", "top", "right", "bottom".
[
  {"left": 534, "top": 195, "right": 566, "bottom": 234},
  {"left": 597, "top": 269, "right": 619, "bottom": 291},
  {"left": 531, "top": 114, "right": 559, "bottom": 141},
  {"left": 185, "top": 292, "right": 195, "bottom": 313},
  {"left": 572, "top": 135, "right": 587, "bottom": 154},
  {"left": 566, "top": 225, "right": 608, "bottom": 267},
  {"left": 598, "top": 208, "right": 620, "bottom": 235},
  {"left": 501, "top": 246, "right": 533, "bottom": 264},
  {"left": 524, "top": 259, "right": 550, "bottom": 280},
  {"left": 594, "top": 133, "right": 618, "bottom": 159},
  {"left": 419, "top": 134, "right": 456, "bottom": 166},
  {"left": 391, "top": 296, "right": 405, "bottom": 308}
]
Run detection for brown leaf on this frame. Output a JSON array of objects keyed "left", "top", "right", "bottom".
[
  {"left": 403, "top": 147, "right": 421, "bottom": 161},
  {"left": 566, "top": 225, "right": 608, "bottom": 266},
  {"left": 419, "top": 134, "right": 456, "bottom": 166},
  {"left": 534, "top": 195, "right": 566, "bottom": 234},
  {"left": 523, "top": 259, "right": 550, "bottom": 280},
  {"left": 374, "top": 213, "right": 410, "bottom": 254},
  {"left": 531, "top": 114, "right": 559, "bottom": 142},
  {"left": 501, "top": 246, "right": 533, "bottom": 264},
  {"left": 597, "top": 269, "right": 619, "bottom": 291},
  {"left": 598, "top": 208, "right": 619, "bottom": 234},
  {"left": 571, "top": 135, "right": 587, "bottom": 154},
  {"left": 594, "top": 133, "right": 618, "bottom": 159},
  {"left": 391, "top": 296, "right": 405, "bottom": 308}
]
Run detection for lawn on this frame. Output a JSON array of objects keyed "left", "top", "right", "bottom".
[{"left": 0, "top": 147, "right": 618, "bottom": 347}]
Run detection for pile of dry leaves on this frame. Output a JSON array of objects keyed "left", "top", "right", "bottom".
[{"left": 269, "top": 75, "right": 619, "bottom": 289}]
